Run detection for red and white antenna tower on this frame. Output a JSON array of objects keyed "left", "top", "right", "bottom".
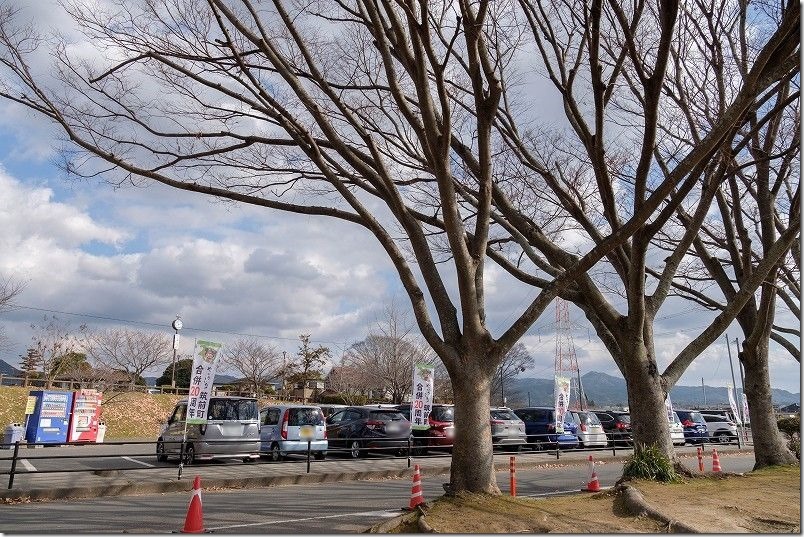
[{"left": 554, "top": 298, "right": 587, "bottom": 410}]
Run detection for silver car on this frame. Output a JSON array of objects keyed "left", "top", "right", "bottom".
[
  {"left": 157, "top": 396, "right": 260, "bottom": 464},
  {"left": 490, "top": 407, "right": 527, "bottom": 452},
  {"left": 260, "top": 404, "right": 328, "bottom": 461}
]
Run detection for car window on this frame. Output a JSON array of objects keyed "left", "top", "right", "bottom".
[
  {"left": 689, "top": 412, "right": 705, "bottom": 423},
  {"left": 535, "top": 409, "right": 549, "bottom": 421},
  {"left": 396, "top": 407, "right": 411, "bottom": 420},
  {"left": 565, "top": 412, "right": 579, "bottom": 424},
  {"left": 430, "top": 406, "right": 454, "bottom": 422},
  {"left": 262, "top": 408, "right": 281, "bottom": 425},
  {"left": 672, "top": 412, "right": 681, "bottom": 424},
  {"left": 328, "top": 410, "right": 345, "bottom": 424},
  {"left": 171, "top": 403, "right": 187, "bottom": 422},
  {"left": 491, "top": 409, "right": 518, "bottom": 421},
  {"left": 346, "top": 410, "right": 364, "bottom": 421},
  {"left": 616, "top": 414, "right": 631, "bottom": 423},
  {"left": 289, "top": 408, "right": 324, "bottom": 426},
  {"left": 514, "top": 410, "right": 530, "bottom": 421},
  {"left": 580, "top": 412, "right": 601, "bottom": 425},
  {"left": 208, "top": 399, "right": 258, "bottom": 421},
  {"left": 370, "top": 410, "right": 405, "bottom": 421}
]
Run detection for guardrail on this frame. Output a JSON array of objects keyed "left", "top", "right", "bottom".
[{"left": 0, "top": 431, "right": 751, "bottom": 490}]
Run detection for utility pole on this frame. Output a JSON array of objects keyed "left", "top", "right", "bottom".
[
  {"left": 170, "top": 315, "right": 182, "bottom": 391},
  {"left": 702, "top": 377, "right": 706, "bottom": 405}
]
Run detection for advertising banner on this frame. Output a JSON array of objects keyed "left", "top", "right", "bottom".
[
  {"left": 665, "top": 395, "right": 674, "bottom": 423},
  {"left": 186, "top": 340, "right": 222, "bottom": 425},
  {"left": 554, "top": 375, "right": 571, "bottom": 434},
  {"left": 411, "top": 364, "right": 434, "bottom": 430},
  {"left": 728, "top": 384, "right": 742, "bottom": 426}
]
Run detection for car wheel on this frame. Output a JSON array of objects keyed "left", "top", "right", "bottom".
[
  {"left": 269, "top": 443, "right": 283, "bottom": 462},
  {"left": 349, "top": 440, "right": 362, "bottom": 459},
  {"left": 182, "top": 444, "right": 195, "bottom": 466},
  {"left": 314, "top": 451, "right": 327, "bottom": 460},
  {"left": 156, "top": 439, "right": 167, "bottom": 463}
]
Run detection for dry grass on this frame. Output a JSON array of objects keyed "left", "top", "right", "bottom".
[{"left": 387, "top": 465, "right": 800, "bottom": 533}]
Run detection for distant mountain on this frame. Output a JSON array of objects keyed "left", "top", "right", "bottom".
[
  {"left": 0, "top": 359, "right": 22, "bottom": 377},
  {"left": 509, "top": 371, "right": 800, "bottom": 408}
]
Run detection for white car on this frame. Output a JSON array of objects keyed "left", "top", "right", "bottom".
[
  {"left": 567, "top": 410, "right": 608, "bottom": 448},
  {"left": 701, "top": 414, "right": 738, "bottom": 444},
  {"left": 669, "top": 412, "right": 685, "bottom": 446}
]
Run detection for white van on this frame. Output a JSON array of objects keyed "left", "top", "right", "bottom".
[
  {"left": 260, "top": 404, "right": 328, "bottom": 461},
  {"left": 157, "top": 396, "right": 260, "bottom": 464}
]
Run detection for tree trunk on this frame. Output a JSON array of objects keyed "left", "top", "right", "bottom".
[
  {"left": 448, "top": 366, "right": 499, "bottom": 494},
  {"left": 621, "top": 336, "right": 674, "bottom": 459},
  {"left": 741, "top": 345, "right": 797, "bottom": 468}
]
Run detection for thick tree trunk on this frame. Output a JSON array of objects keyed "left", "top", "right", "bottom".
[
  {"left": 449, "top": 367, "right": 499, "bottom": 494},
  {"left": 741, "top": 345, "right": 797, "bottom": 468},
  {"left": 624, "top": 360, "right": 674, "bottom": 459}
]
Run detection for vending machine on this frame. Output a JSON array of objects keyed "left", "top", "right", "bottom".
[
  {"left": 24, "top": 390, "right": 74, "bottom": 444},
  {"left": 67, "top": 389, "right": 103, "bottom": 443}
]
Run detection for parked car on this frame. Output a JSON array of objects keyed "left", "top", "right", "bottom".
[
  {"left": 675, "top": 410, "right": 709, "bottom": 444},
  {"left": 490, "top": 407, "right": 528, "bottom": 452},
  {"left": 670, "top": 411, "right": 686, "bottom": 446},
  {"left": 566, "top": 410, "right": 608, "bottom": 448},
  {"left": 157, "top": 396, "right": 260, "bottom": 464},
  {"left": 513, "top": 407, "right": 579, "bottom": 450},
  {"left": 325, "top": 406, "right": 412, "bottom": 458},
  {"left": 396, "top": 403, "right": 455, "bottom": 454},
  {"left": 259, "top": 404, "right": 328, "bottom": 461},
  {"left": 701, "top": 413, "right": 738, "bottom": 444},
  {"left": 593, "top": 411, "right": 632, "bottom": 445}
]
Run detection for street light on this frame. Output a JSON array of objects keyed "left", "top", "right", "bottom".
[{"left": 171, "top": 315, "right": 183, "bottom": 391}]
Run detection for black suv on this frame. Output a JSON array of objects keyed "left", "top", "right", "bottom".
[
  {"left": 325, "top": 406, "right": 412, "bottom": 458},
  {"left": 593, "top": 410, "right": 632, "bottom": 445},
  {"left": 396, "top": 404, "right": 455, "bottom": 454}
]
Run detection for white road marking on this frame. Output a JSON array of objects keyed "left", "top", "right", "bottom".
[
  {"left": 19, "top": 459, "right": 36, "bottom": 472},
  {"left": 122, "top": 456, "right": 154, "bottom": 467},
  {"left": 206, "top": 510, "right": 400, "bottom": 531}
]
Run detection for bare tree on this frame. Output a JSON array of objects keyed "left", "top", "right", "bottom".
[
  {"left": 0, "top": 276, "right": 24, "bottom": 351},
  {"left": 223, "top": 338, "right": 283, "bottom": 395},
  {"left": 490, "top": 343, "right": 534, "bottom": 407},
  {"left": 30, "top": 315, "right": 86, "bottom": 389},
  {"left": 657, "top": 74, "right": 800, "bottom": 467},
  {"left": 0, "top": 0, "right": 793, "bottom": 491},
  {"left": 84, "top": 328, "right": 172, "bottom": 386},
  {"left": 325, "top": 362, "right": 372, "bottom": 405},
  {"left": 472, "top": 0, "right": 801, "bottom": 466}
]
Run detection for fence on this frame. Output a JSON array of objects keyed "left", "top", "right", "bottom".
[{"left": 0, "top": 431, "right": 751, "bottom": 490}]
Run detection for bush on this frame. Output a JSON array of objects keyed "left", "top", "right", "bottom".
[
  {"left": 318, "top": 393, "right": 367, "bottom": 405},
  {"left": 622, "top": 444, "right": 679, "bottom": 482},
  {"left": 777, "top": 415, "right": 800, "bottom": 460}
]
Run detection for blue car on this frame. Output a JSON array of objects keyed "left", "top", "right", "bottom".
[
  {"left": 513, "top": 407, "right": 580, "bottom": 450},
  {"left": 675, "top": 410, "right": 709, "bottom": 444}
]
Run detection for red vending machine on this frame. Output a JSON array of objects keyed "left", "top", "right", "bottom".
[{"left": 67, "top": 389, "right": 103, "bottom": 442}]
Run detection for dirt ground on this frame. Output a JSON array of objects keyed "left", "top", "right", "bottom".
[{"left": 385, "top": 465, "right": 800, "bottom": 533}]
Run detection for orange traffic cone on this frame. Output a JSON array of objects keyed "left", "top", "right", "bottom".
[
  {"left": 181, "top": 475, "right": 204, "bottom": 533},
  {"left": 407, "top": 464, "right": 425, "bottom": 510},
  {"left": 584, "top": 455, "right": 601, "bottom": 492},
  {"left": 712, "top": 448, "right": 722, "bottom": 473}
]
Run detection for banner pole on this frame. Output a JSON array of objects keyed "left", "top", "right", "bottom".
[{"left": 177, "top": 338, "right": 199, "bottom": 480}]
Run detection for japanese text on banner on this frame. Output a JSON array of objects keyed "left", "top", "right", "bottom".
[
  {"left": 554, "top": 375, "right": 571, "bottom": 434},
  {"left": 411, "top": 364, "right": 434, "bottom": 430},
  {"left": 187, "top": 340, "right": 222, "bottom": 425}
]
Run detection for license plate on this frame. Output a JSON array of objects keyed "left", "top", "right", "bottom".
[{"left": 300, "top": 425, "right": 316, "bottom": 440}]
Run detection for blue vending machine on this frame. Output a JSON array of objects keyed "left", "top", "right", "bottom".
[{"left": 25, "top": 390, "right": 74, "bottom": 444}]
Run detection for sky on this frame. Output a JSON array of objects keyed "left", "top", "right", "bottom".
[{"left": 0, "top": 1, "right": 799, "bottom": 395}]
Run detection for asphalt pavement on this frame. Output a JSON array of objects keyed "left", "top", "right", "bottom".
[{"left": 0, "top": 453, "right": 759, "bottom": 534}]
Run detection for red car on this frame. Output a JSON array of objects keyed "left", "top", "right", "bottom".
[{"left": 396, "top": 404, "right": 455, "bottom": 454}]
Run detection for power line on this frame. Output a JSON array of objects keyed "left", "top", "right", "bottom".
[{"left": 7, "top": 303, "right": 349, "bottom": 346}]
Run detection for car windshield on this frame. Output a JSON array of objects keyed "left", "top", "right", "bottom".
[
  {"left": 430, "top": 406, "right": 454, "bottom": 422},
  {"left": 689, "top": 412, "right": 705, "bottom": 423},
  {"left": 491, "top": 409, "right": 519, "bottom": 421},
  {"left": 577, "top": 412, "right": 601, "bottom": 425},
  {"left": 289, "top": 408, "right": 324, "bottom": 426},
  {"left": 208, "top": 399, "right": 258, "bottom": 421},
  {"left": 370, "top": 410, "right": 406, "bottom": 421}
]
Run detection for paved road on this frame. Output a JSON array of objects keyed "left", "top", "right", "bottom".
[{"left": 0, "top": 454, "right": 757, "bottom": 534}]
